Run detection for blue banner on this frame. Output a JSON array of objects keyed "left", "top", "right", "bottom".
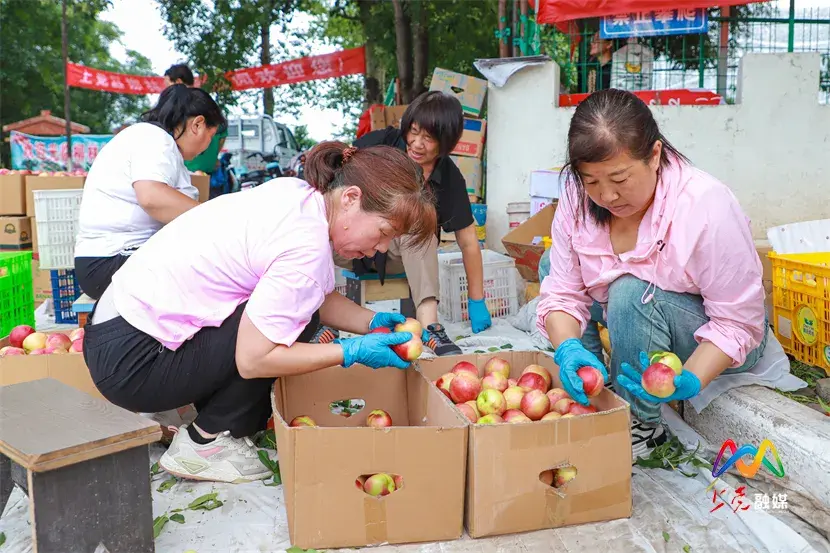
[
  {"left": 9, "top": 131, "right": 113, "bottom": 172},
  {"left": 600, "top": 8, "right": 708, "bottom": 39}
]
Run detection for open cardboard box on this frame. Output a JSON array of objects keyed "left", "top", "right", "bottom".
[
  {"left": 502, "top": 202, "right": 557, "bottom": 282},
  {"left": 418, "top": 351, "right": 632, "bottom": 538},
  {"left": 0, "top": 330, "right": 102, "bottom": 399},
  {"left": 271, "top": 364, "right": 468, "bottom": 549}
]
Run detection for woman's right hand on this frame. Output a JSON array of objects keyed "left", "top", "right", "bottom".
[
  {"left": 336, "top": 332, "right": 413, "bottom": 370},
  {"left": 553, "top": 338, "right": 609, "bottom": 406}
]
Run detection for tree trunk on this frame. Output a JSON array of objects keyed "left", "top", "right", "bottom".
[
  {"left": 392, "top": 0, "right": 413, "bottom": 103},
  {"left": 261, "top": 22, "right": 273, "bottom": 116},
  {"left": 358, "top": 0, "right": 382, "bottom": 107},
  {"left": 412, "top": 1, "right": 429, "bottom": 97}
]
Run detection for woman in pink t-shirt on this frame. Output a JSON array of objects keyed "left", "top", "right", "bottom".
[
  {"left": 536, "top": 89, "right": 767, "bottom": 460},
  {"left": 82, "top": 142, "right": 437, "bottom": 484}
]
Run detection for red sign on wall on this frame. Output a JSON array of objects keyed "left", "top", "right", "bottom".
[{"left": 558, "top": 89, "right": 725, "bottom": 107}]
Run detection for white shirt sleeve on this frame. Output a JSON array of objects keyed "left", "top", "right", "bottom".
[{"left": 129, "top": 127, "right": 180, "bottom": 187}]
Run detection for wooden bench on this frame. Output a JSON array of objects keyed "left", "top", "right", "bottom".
[
  {"left": 0, "top": 379, "right": 163, "bottom": 553},
  {"left": 71, "top": 293, "right": 95, "bottom": 327},
  {"left": 341, "top": 270, "right": 416, "bottom": 318}
]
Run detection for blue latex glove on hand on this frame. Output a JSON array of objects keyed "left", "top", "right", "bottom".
[
  {"left": 553, "top": 338, "right": 609, "bottom": 406},
  {"left": 468, "top": 298, "right": 492, "bottom": 334},
  {"left": 336, "top": 332, "right": 414, "bottom": 370},
  {"left": 369, "top": 312, "right": 406, "bottom": 332},
  {"left": 616, "top": 351, "right": 702, "bottom": 403}
]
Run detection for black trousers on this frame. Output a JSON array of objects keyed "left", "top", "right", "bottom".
[
  {"left": 83, "top": 302, "right": 320, "bottom": 438},
  {"left": 74, "top": 255, "right": 131, "bottom": 300}
]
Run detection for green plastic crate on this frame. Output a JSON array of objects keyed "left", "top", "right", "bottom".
[{"left": 0, "top": 251, "right": 34, "bottom": 338}]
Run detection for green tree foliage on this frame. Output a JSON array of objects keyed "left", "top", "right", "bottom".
[
  {"left": 0, "top": 0, "right": 153, "bottom": 163},
  {"left": 292, "top": 124, "right": 316, "bottom": 150}
]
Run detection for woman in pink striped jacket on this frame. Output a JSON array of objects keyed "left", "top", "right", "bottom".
[{"left": 536, "top": 89, "right": 767, "bottom": 460}]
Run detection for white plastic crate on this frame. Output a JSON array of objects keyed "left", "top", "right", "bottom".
[
  {"left": 438, "top": 249, "right": 519, "bottom": 323},
  {"left": 335, "top": 269, "right": 347, "bottom": 296},
  {"left": 32, "top": 189, "right": 83, "bottom": 270}
]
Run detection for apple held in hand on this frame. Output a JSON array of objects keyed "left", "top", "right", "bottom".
[
  {"left": 366, "top": 409, "right": 393, "bottom": 428},
  {"left": 648, "top": 351, "right": 683, "bottom": 375},
  {"left": 394, "top": 317, "right": 423, "bottom": 337},
  {"left": 641, "top": 362, "right": 677, "bottom": 398},
  {"left": 391, "top": 334, "right": 422, "bottom": 361},
  {"left": 576, "top": 366, "right": 604, "bottom": 397},
  {"left": 483, "top": 357, "right": 510, "bottom": 379}
]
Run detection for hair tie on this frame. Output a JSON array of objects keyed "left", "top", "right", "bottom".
[{"left": 342, "top": 146, "right": 358, "bottom": 164}]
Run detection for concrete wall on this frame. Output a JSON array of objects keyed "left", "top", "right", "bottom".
[{"left": 485, "top": 53, "right": 830, "bottom": 251}]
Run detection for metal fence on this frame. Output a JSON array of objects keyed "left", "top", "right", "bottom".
[{"left": 545, "top": 2, "right": 830, "bottom": 103}]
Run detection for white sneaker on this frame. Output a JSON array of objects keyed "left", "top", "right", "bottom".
[
  {"left": 630, "top": 417, "right": 667, "bottom": 462},
  {"left": 159, "top": 425, "right": 273, "bottom": 484}
]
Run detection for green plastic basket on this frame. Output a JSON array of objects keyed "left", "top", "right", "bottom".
[{"left": 0, "top": 251, "right": 34, "bottom": 338}]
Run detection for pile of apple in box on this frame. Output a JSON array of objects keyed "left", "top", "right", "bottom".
[
  {"left": 0, "top": 324, "right": 84, "bottom": 356},
  {"left": 419, "top": 351, "right": 633, "bottom": 538}
]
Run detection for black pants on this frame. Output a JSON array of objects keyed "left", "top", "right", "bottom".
[
  {"left": 83, "top": 302, "right": 320, "bottom": 438},
  {"left": 74, "top": 255, "right": 130, "bottom": 300}
]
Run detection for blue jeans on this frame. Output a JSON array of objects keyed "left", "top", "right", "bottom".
[{"left": 581, "top": 275, "right": 767, "bottom": 424}]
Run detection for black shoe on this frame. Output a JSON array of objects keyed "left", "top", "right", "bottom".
[
  {"left": 311, "top": 325, "right": 339, "bottom": 344},
  {"left": 425, "top": 324, "right": 462, "bottom": 356},
  {"left": 630, "top": 417, "right": 667, "bottom": 462}
]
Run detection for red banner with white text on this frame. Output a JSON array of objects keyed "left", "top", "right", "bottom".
[
  {"left": 531, "top": 0, "right": 767, "bottom": 24},
  {"left": 67, "top": 63, "right": 169, "bottom": 95},
  {"left": 224, "top": 46, "right": 366, "bottom": 91}
]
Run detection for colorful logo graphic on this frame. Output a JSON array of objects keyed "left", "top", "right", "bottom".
[{"left": 711, "top": 439, "right": 785, "bottom": 479}]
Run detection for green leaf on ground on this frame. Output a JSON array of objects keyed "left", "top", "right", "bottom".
[
  {"left": 474, "top": 350, "right": 485, "bottom": 354},
  {"left": 150, "top": 462, "right": 161, "bottom": 476},
  {"left": 0, "top": 532, "right": 6, "bottom": 547},
  {"left": 662, "top": 530, "right": 670, "bottom": 542},
  {"left": 170, "top": 513, "right": 185, "bottom": 524},
  {"left": 500, "top": 343, "right": 513, "bottom": 349},
  {"left": 487, "top": 346, "right": 499, "bottom": 352},
  {"left": 683, "top": 545, "right": 692, "bottom": 552},
  {"left": 153, "top": 514, "right": 169, "bottom": 538},
  {"left": 256, "top": 429, "right": 277, "bottom": 449},
  {"left": 817, "top": 396, "right": 830, "bottom": 415},
  {"left": 454, "top": 335, "right": 466, "bottom": 341},
  {"left": 157, "top": 477, "right": 178, "bottom": 492},
  {"left": 170, "top": 508, "right": 183, "bottom": 513},
  {"left": 187, "top": 492, "right": 223, "bottom": 511},
  {"left": 286, "top": 547, "right": 320, "bottom": 553},
  {"left": 634, "top": 437, "right": 710, "bottom": 476}
]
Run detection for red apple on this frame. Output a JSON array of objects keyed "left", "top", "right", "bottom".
[
  {"left": 391, "top": 334, "right": 422, "bottom": 361},
  {"left": 435, "top": 372, "right": 455, "bottom": 399},
  {"left": 546, "top": 388, "right": 570, "bottom": 406},
  {"left": 394, "top": 317, "right": 423, "bottom": 338},
  {"left": 521, "top": 364, "right": 552, "bottom": 390},
  {"left": 464, "top": 400, "right": 481, "bottom": 419},
  {"left": 568, "top": 403, "right": 598, "bottom": 416},
  {"left": 541, "top": 411, "right": 562, "bottom": 421},
  {"left": 576, "top": 366, "right": 604, "bottom": 397},
  {"left": 503, "top": 409, "right": 531, "bottom": 424},
  {"left": 366, "top": 409, "right": 393, "bottom": 428},
  {"left": 483, "top": 357, "right": 510, "bottom": 379},
  {"left": 552, "top": 397, "right": 575, "bottom": 415},
  {"left": 456, "top": 402, "right": 479, "bottom": 423},
  {"left": 642, "top": 363, "right": 677, "bottom": 398},
  {"left": 503, "top": 386, "right": 525, "bottom": 411},
  {"left": 476, "top": 389, "right": 506, "bottom": 416},
  {"left": 9, "top": 325, "right": 35, "bottom": 348},
  {"left": 481, "top": 372, "right": 508, "bottom": 393},
  {"left": 517, "top": 372, "right": 547, "bottom": 394},
  {"left": 69, "top": 327, "right": 85, "bottom": 342},
  {"left": 0, "top": 346, "right": 25, "bottom": 357},
  {"left": 355, "top": 475, "right": 367, "bottom": 490},
  {"left": 363, "top": 473, "right": 395, "bottom": 496},
  {"left": 449, "top": 372, "right": 481, "bottom": 404},
  {"left": 648, "top": 351, "right": 683, "bottom": 375},
  {"left": 561, "top": 413, "right": 575, "bottom": 419},
  {"left": 520, "top": 389, "right": 551, "bottom": 421},
  {"left": 370, "top": 327, "right": 391, "bottom": 334},
  {"left": 289, "top": 416, "right": 317, "bottom": 427},
  {"left": 507, "top": 378, "right": 518, "bottom": 387},
  {"left": 553, "top": 466, "right": 578, "bottom": 488},
  {"left": 451, "top": 361, "right": 479, "bottom": 379},
  {"left": 28, "top": 348, "right": 48, "bottom": 356},
  {"left": 22, "top": 332, "right": 47, "bottom": 353},
  {"left": 69, "top": 339, "right": 83, "bottom": 353},
  {"left": 46, "top": 347, "right": 66, "bottom": 355},
  {"left": 477, "top": 414, "right": 504, "bottom": 425},
  {"left": 46, "top": 333, "right": 71, "bottom": 352}
]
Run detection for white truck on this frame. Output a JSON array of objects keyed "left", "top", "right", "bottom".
[{"left": 223, "top": 115, "right": 301, "bottom": 174}]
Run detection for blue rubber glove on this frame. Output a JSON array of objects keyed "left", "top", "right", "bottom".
[
  {"left": 369, "top": 312, "right": 406, "bottom": 332},
  {"left": 336, "top": 331, "right": 414, "bottom": 370},
  {"left": 553, "top": 338, "right": 609, "bottom": 406},
  {"left": 616, "top": 351, "right": 702, "bottom": 403},
  {"left": 468, "top": 298, "right": 492, "bottom": 334}
]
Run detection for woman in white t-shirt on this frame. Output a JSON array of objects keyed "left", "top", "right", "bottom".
[{"left": 74, "top": 84, "right": 226, "bottom": 299}]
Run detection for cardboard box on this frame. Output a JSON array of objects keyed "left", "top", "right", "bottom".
[
  {"left": 429, "top": 68, "right": 487, "bottom": 117},
  {"left": 530, "top": 195, "right": 554, "bottom": 217},
  {"left": 30, "top": 217, "right": 38, "bottom": 253},
  {"left": 449, "top": 155, "right": 482, "bottom": 196},
  {"left": 450, "top": 118, "right": 486, "bottom": 159},
  {"left": 25, "top": 176, "right": 85, "bottom": 217},
  {"left": 31, "top": 258, "right": 53, "bottom": 307},
  {"left": 502, "top": 202, "right": 557, "bottom": 282},
  {"left": 0, "top": 331, "right": 102, "bottom": 399},
  {"left": 0, "top": 174, "right": 26, "bottom": 215},
  {"left": 370, "top": 105, "right": 409, "bottom": 132},
  {"left": 190, "top": 174, "right": 211, "bottom": 203},
  {"left": 529, "top": 169, "right": 563, "bottom": 199},
  {"left": 419, "top": 351, "right": 632, "bottom": 538},
  {"left": 0, "top": 217, "right": 32, "bottom": 250},
  {"left": 272, "top": 365, "right": 468, "bottom": 549}
]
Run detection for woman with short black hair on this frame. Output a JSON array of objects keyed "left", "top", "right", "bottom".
[
  {"left": 74, "top": 84, "right": 226, "bottom": 299},
  {"left": 319, "top": 91, "right": 491, "bottom": 355}
]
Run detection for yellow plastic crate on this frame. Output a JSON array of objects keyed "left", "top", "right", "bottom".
[{"left": 769, "top": 251, "right": 830, "bottom": 374}]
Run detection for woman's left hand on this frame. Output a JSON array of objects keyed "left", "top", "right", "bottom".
[
  {"left": 369, "top": 312, "right": 430, "bottom": 342},
  {"left": 616, "top": 351, "right": 702, "bottom": 403},
  {"left": 468, "top": 298, "right": 492, "bottom": 333}
]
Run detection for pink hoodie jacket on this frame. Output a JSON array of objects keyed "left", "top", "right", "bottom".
[{"left": 535, "top": 160, "right": 766, "bottom": 367}]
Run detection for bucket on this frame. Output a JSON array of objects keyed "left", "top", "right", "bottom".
[
  {"left": 507, "top": 201, "right": 530, "bottom": 229},
  {"left": 471, "top": 204, "right": 487, "bottom": 246}
]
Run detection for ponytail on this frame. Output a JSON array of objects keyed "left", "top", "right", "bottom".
[{"left": 141, "top": 84, "right": 226, "bottom": 139}]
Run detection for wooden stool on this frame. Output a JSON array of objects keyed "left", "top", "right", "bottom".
[
  {"left": 0, "top": 379, "right": 162, "bottom": 553},
  {"left": 72, "top": 293, "right": 95, "bottom": 327},
  {"left": 342, "top": 270, "right": 417, "bottom": 318}
]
